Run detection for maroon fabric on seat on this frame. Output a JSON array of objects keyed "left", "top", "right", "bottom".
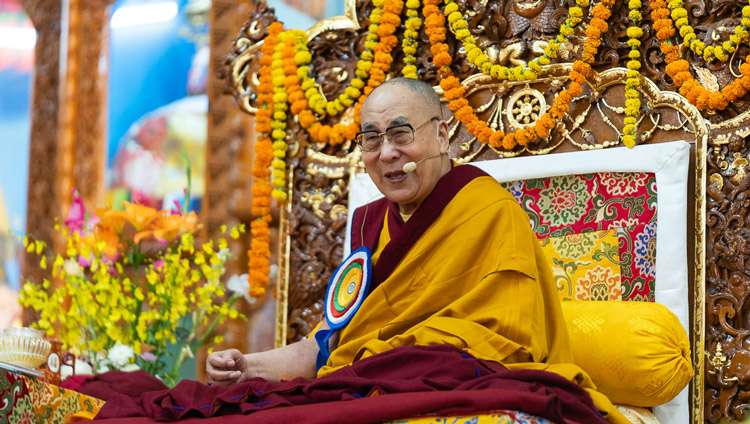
[
  {"left": 73, "top": 370, "right": 168, "bottom": 401},
  {"left": 92, "top": 344, "right": 606, "bottom": 424}
]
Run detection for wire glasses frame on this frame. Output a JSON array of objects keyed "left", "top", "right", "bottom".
[{"left": 355, "top": 117, "right": 440, "bottom": 152}]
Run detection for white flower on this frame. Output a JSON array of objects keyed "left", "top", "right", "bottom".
[
  {"left": 226, "top": 273, "right": 253, "bottom": 303},
  {"left": 63, "top": 260, "right": 83, "bottom": 277},
  {"left": 217, "top": 248, "right": 231, "bottom": 262},
  {"left": 107, "top": 344, "right": 135, "bottom": 369},
  {"left": 120, "top": 363, "right": 141, "bottom": 372}
]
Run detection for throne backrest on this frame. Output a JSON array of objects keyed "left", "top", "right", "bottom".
[{"left": 346, "top": 141, "right": 694, "bottom": 423}]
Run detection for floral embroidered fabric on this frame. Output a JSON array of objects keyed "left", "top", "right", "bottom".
[
  {"left": 0, "top": 369, "right": 104, "bottom": 424},
  {"left": 501, "top": 171, "right": 657, "bottom": 301}
]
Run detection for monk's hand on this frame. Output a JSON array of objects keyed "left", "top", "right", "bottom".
[{"left": 206, "top": 349, "right": 247, "bottom": 386}]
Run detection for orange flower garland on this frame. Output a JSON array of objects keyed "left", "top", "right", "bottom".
[
  {"left": 284, "top": 0, "right": 403, "bottom": 145},
  {"left": 247, "top": 21, "right": 283, "bottom": 298},
  {"left": 426, "top": 0, "right": 604, "bottom": 150},
  {"left": 652, "top": 0, "right": 750, "bottom": 111}
]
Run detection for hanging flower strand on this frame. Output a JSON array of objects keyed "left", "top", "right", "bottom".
[
  {"left": 402, "top": 0, "right": 422, "bottom": 78},
  {"left": 623, "top": 0, "right": 644, "bottom": 148},
  {"left": 427, "top": 0, "right": 605, "bottom": 150},
  {"left": 668, "top": 0, "right": 750, "bottom": 62},
  {"left": 247, "top": 21, "right": 283, "bottom": 298},
  {"left": 270, "top": 31, "right": 290, "bottom": 201},
  {"left": 444, "top": 0, "right": 585, "bottom": 83},
  {"left": 652, "top": 0, "right": 750, "bottom": 111},
  {"left": 282, "top": 0, "right": 403, "bottom": 145}
]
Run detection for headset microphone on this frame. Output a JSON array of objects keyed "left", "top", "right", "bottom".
[{"left": 402, "top": 154, "right": 442, "bottom": 173}]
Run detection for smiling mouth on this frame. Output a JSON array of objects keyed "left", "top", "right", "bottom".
[{"left": 384, "top": 170, "right": 407, "bottom": 182}]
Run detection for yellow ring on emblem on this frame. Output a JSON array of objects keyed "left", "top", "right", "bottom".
[{"left": 337, "top": 268, "right": 362, "bottom": 308}]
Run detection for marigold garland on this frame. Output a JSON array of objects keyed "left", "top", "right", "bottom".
[
  {"left": 244, "top": 0, "right": 750, "bottom": 289},
  {"left": 667, "top": 0, "right": 750, "bottom": 62},
  {"left": 623, "top": 0, "right": 643, "bottom": 147},
  {"left": 247, "top": 21, "right": 283, "bottom": 298},
  {"left": 443, "top": 0, "right": 584, "bottom": 82},
  {"left": 652, "top": 0, "right": 750, "bottom": 111},
  {"left": 271, "top": 32, "right": 291, "bottom": 201},
  {"left": 429, "top": 0, "right": 605, "bottom": 149},
  {"left": 402, "top": 0, "right": 422, "bottom": 78},
  {"left": 287, "top": 0, "right": 403, "bottom": 145}
]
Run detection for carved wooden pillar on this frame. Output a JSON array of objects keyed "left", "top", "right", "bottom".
[
  {"left": 59, "top": 0, "right": 111, "bottom": 211},
  {"left": 20, "top": 0, "right": 111, "bottom": 325},
  {"left": 20, "top": 0, "right": 64, "bottom": 325}
]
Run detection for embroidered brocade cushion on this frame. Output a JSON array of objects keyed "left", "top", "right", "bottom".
[
  {"left": 501, "top": 171, "right": 657, "bottom": 301},
  {"left": 560, "top": 300, "right": 692, "bottom": 407}
]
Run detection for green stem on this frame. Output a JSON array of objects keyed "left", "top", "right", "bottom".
[
  {"left": 182, "top": 148, "right": 192, "bottom": 213},
  {"left": 195, "top": 293, "right": 241, "bottom": 349}
]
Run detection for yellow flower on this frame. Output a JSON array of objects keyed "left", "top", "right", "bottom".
[{"left": 626, "top": 27, "right": 643, "bottom": 38}]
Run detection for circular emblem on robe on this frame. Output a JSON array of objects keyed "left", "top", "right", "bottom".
[{"left": 325, "top": 247, "right": 372, "bottom": 329}]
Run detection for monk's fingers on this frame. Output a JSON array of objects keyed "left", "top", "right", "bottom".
[
  {"left": 207, "top": 369, "right": 242, "bottom": 385},
  {"left": 207, "top": 349, "right": 242, "bottom": 370}
]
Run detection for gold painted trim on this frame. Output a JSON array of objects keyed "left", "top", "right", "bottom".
[
  {"left": 693, "top": 132, "right": 707, "bottom": 424},
  {"left": 305, "top": 0, "right": 359, "bottom": 41},
  {"left": 274, "top": 165, "right": 294, "bottom": 348}
]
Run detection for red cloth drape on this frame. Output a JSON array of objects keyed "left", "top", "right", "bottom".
[{"left": 88, "top": 344, "right": 606, "bottom": 424}]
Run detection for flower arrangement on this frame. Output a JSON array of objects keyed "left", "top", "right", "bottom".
[{"left": 19, "top": 189, "right": 247, "bottom": 387}]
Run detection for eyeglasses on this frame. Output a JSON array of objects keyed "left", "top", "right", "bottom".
[{"left": 355, "top": 117, "right": 440, "bottom": 152}]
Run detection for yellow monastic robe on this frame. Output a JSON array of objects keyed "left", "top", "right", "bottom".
[{"left": 319, "top": 173, "right": 627, "bottom": 424}]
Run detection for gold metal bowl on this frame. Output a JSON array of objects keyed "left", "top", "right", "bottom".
[{"left": 0, "top": 327, "right": 51, "bottom": 369}]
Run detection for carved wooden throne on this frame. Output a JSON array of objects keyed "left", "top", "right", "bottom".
[{"left": 221, "top": 0, "right": 750, "bottom": 422}]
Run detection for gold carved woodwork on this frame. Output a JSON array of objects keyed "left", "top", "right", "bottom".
[{"left": 219, "top": 0, "right": 750, "bottom": 421}]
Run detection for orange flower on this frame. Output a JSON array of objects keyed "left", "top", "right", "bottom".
[
  {"left": 134, "top": 211, "right": 198, "bottom": 245},
  {"left": 119, "top": 202, "right": 161, "bottom": 232},
  {"left": 93, "top": 221, "right": 122, "bottom": 260},
  {"left": 502, "top": 133, "right": 516, "bottom": 150}
]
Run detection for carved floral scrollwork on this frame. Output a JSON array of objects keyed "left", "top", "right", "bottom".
[
  {"left": 705, "top": 134, "right": 750, "bottom": 422},
  {"left": 283, "top": 154, "right": 353, "bottom": 343}
]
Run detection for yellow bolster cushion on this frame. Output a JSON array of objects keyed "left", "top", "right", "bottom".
[{"left": 560, "top": 300, "right": 693, "bottom": 407}]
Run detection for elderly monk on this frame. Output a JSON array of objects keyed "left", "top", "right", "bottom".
[{"left": 206, "top": 77, "right": 627, "bottom": 423}]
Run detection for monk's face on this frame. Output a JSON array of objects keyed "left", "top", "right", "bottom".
[{"left": 360, "top": 84, "right": 450, "bottom": 215}]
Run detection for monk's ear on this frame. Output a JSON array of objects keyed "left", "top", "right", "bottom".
[{"left": 437, "top": 119, "right": 449, "bottom": 154}]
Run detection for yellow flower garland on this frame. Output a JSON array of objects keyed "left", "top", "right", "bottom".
[
  {"left": 443, "top": 0, "right": 587, "bottom": 81},
  {"left": 402, "top": 0, "right": 422, "bottom": 78},
  {"left": 623, "top": 0, "right": 643, "bottom": 147},
  {"left": 431, "top": 0, "right": 609, "bottom": 150},
  {"left": 298, "top": 0, "right": 386, "bottom": 117},
  {"left": 271, "top": 33, "right": 290, "bottom": 201},
  {"left": 669, "top": 0, "right": 750, "bottom": 61}
]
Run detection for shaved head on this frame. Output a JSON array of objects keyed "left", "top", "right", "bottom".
[{"left": 367, "top": 78, "right": 442, "bottom": 119}]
